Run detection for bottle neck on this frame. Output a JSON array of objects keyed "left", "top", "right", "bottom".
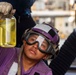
[{"left": 0, "top": 13, "right": 13, "bottom": 19}]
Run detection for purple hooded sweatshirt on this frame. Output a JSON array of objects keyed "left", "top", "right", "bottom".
[{"left": 0, "top": 47, "right": 52, "bottom": 75}]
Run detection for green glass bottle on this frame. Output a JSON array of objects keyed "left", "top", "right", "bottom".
[{"left": 0, "top": 16, "right": 16, "bottom": 47}]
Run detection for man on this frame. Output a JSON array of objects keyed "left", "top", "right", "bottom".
[
  {"left": 50, "top": 29, "right": 76, "bottom": 75},
  {"left": 0, "top": 1, "right": 36, "bottom": 47},
  {"left": 0, "top": 23, "right": 59, "bottom": 75}
]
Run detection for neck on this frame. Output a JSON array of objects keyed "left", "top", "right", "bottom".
[{"left": 22, "top": 54, "right": 39, "bottom": 71}]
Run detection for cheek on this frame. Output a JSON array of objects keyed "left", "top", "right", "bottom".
[
  {"left": 37, "top": 51, "right": 46, "bottom": 58},
  {"left": 23, "top": 41, "right": 30, "bottom": 49},
  {"left": 23, "top": 44, "right": 30, "bottom": 52}
]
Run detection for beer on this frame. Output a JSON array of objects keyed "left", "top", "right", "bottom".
[{"left": 0, "top": 17, "right": 16, "bottom": 47}]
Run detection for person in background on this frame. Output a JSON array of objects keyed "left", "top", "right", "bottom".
[
  {"left": 0, "top": 1, "right": 36, "bottom": 47},
  {"left": 0, "top": 23, "right": 59, "bottom": 75}
]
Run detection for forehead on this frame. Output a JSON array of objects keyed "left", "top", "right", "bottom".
[
  {"left": 29, "top": 34, "right": 48, "bottom": 43},
  {"left": 30, "top": 34, "right": 44, "bottom": 40},
  {"left": 30, "top": 32, "right": 45, "bottom": 38}
]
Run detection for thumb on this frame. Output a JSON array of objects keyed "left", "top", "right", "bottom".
[{"left": 10, "top": 9, "right": 16, "bottom": 15}]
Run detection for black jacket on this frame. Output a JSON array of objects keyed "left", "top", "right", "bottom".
[
  {"left": 1, "top": 0, "right": 35, "bottom": 15},
  {"left": 50, "top": 29, "right": 76, "bottom": 75}
]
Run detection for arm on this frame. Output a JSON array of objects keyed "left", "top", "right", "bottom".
[{"left": 49, "top": 29, "right": 76, "bottom": 75}]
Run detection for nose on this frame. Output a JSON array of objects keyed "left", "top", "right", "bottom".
[{"left": 33, "top": 42, "right": 38, "bottom": 48}]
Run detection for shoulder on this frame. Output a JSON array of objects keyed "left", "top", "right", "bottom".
[
  {"left": 34, "top": 60, "right": 52, "bottom": 75},
  {"left": 0, "top": 47, "right": 20, "bottom": 55},
  {"left": 0, "top": 46, "right": 18, "bottom": 51}
]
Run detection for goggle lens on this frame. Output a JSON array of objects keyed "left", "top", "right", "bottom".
[
  {"left": 27, "top": 33, "right": 49, "bottom": 51},
  {"left": 25, "top": 32, "right": 54, "bottom": 54}
]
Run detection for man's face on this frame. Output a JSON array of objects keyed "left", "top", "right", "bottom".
[{"left": 22, "top": 34, "right": 48, "bottom": 61}]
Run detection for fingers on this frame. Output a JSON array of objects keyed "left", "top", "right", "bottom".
[
  {"left": 4, "top": 2, "right": 13, "bottom": 15},
  {"left": 0, "top": 2, "right": 13, "bottom": 15},
  {"left": 11, "top": 9, "right": 16, "bottom": 15}
]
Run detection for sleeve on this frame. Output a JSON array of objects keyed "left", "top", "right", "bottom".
[
  {"left": 49, "top": 29, "right": 76, "bottom": 75},
  {"left": 18, "top": 0, "right": 36, "bottom": 8},
  {"left": 47, "top": 71, "right": 52, "bottom": 75}
]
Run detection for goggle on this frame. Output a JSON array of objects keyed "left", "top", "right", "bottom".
[{"left": 24, "top": 32, "right": 55, "bottom": 54}]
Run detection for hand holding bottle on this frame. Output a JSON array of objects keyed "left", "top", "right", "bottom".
[
  {"left": 0, "top": 2, "right": 16, "bottom": 47},
  {"left": 0, "top": 2, "right": 16, "bottom": 16}
]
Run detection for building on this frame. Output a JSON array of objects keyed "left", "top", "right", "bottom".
[{"left": 31, "top": 0, "right": 75, "bottom": 39}]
